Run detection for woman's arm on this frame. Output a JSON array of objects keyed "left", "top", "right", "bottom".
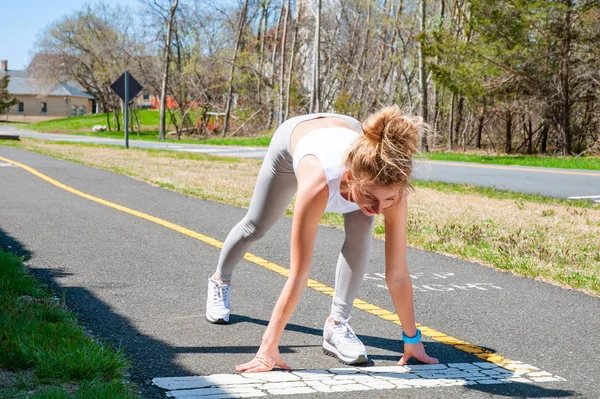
[
  {"left": 236, "top": 155, "right": 329, "bottom": 372},
  {"left": 382, "top": 195, "right": 438, "bottom": 365}
]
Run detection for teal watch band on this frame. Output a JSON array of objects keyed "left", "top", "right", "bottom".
[{"left": 402, "top": 329, "right": 422, "bottom": 344}]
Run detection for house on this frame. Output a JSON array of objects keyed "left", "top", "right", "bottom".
[{"left": 1, "top": 59, "right": 94, "bottom": 123}]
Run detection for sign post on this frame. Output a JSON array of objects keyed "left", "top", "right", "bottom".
[
  {"left": 110, "top": 71, "right": 143, "bottom": 149},
  {"left": 124, "top": 71, "right": 129, "bottom": 148}
]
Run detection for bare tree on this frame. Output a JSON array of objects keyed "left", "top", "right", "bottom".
[
  {"left": 148, "top": 0, "right": 180, "bottom": 140},
  {"left": 277, "top": 0, "right": 290, "bottom": 126},
  {"left": 419, "top": 0, "right": 429, "bottom": 151},
  {"left": 33, "top": 4, "right": 139, "bottom": 130},
  {"left": 222, "top": 0, "right": 249, "bottom": 136},
  {"left": 309, "top": 0, "right": 322, "bottom": 113},
  {"left": 284, "top": 1, "right": 302, "bottom": 121}
]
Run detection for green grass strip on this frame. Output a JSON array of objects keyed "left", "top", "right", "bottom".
[
  {"left": 418, "top": 152, "right": 600, "bottom": 171},
  {"left": 0, "top": 250, "right": 139, "bottom": 398},
  {"left": 24, "top": 111, "right": 273, "bottom": 147},
  {"left": 27, "top": 110, "right": 161, "bottom": 132}
]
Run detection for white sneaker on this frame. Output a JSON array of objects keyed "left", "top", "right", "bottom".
[
  {"left": 322, "top": 318, "right": 368, "bottom": 365},
  {"left": 206, "top": 278, "right": 231, "bottom": 324}
]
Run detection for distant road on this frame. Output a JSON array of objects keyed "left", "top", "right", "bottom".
[
  {"left": 2, "top": 124, "right": 599, "bottom": 200},
  {"left": 0, "top": 126, "right": 267, "bottom": 159},
  {"left": 411, "top": 160, "right": 600, "bottom": 200}
]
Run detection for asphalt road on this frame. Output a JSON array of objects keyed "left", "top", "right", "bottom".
[
  {"left": 2, "top": 124, "right": 600, "bottom": 200},
  {"left": 1, "top": 146, "right": 599, "bottom": 399}
]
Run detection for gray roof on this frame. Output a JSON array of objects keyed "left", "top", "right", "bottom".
[{"left": 0, "top": 70, "right": 93, "bottom": 99}]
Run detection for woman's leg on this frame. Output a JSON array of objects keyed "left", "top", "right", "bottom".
[
  {"left": 215, "top": 153, "right": 297, "bottom": 282},
  {"left": 330, "top": 210, "right": 375, "bottom": 320},
  {"left": 322, "top": 210, "right": 374, "bottom": 363},
  {"left": 213, "top": 118, "right": 299, "bottom": 282},
  {"left": 206, "top": 130, "right": 297, "bottom": 323}
]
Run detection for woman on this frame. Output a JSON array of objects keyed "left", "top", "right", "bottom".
[{"left": 206, "top": 105, "right": 438, "bottom": 372}]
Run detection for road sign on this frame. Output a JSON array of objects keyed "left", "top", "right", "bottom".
[
  {"left": 110, "top": 71, "right": 143, "bottom": 149},
  {"left": 110, "top": 72, "right": 142, "bottom": 103}
]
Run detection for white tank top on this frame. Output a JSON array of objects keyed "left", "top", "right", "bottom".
[{"left": 292, "top": 127, "right": 361, "bottom": 214}]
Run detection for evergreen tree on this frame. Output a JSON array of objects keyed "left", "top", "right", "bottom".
[{"left": 0, "top": 75, "right": 18, "bottom": 116}]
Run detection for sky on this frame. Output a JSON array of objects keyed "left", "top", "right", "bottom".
[{"left": 0, "top": 0, "right": 141, "bottom": 70}]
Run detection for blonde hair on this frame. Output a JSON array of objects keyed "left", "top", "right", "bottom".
[{"left": 345, "top": 105, "right": 422, "bottom": 192}]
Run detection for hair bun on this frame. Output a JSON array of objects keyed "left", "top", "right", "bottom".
[
  {"left": 361, "top": 105, "right": 421, "bottom": 157},
  {"left": 346, "top": 105, "right": 423, "bottom": 189}
]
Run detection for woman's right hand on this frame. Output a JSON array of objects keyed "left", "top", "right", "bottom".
[
  {"left": 398, "top": 342, "right": 439, "bottom": 366},
  {"left": 235, "top": 346, "right": 292, "bottom": 373}
]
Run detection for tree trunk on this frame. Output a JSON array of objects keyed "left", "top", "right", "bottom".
[
  {"left": 113, "top": 102, "right": 121, "bottom": 132},
  {"left": 505, "top": 111, "right": 512, "bottom": 154},
  {"left": 159, "top": 0, "right": 179, "bottom": 140},
  {"left": 432, "top": 85, "right": 440, "bottom": 140},
  {"left": 271, "top": 0, "right": 284, "bottom": 71},
  {"left": 256, "top": 1, "right": 269, "bottom": 103},
  {"left": 133, "top": 105, "right": 141, "bottom": 136},
  {"left": 527, "top": 117, "right": 533, "bottom": 154},
  {"left": 454, "top": 95, "right": 464, "bottom": 148},
  {"left": 476, "top": 103, "right": 485, "bottom": 149},
  {"left": 356, "top": 0, "right": 372, "bottom": 119},
  {"left": 370, "top": 0, "right": 392, "bottom": 110},
  {"left": 266, "top": 1, "right": 285, "bottom": 129},
  {"left": 339, "top": 5, "right": 361, "bottom": 94},
  {"left": 104, "top": 103, "right": 111, "bottom": 132},
  {"left": 540, "top": 123, "right": 549, "bottom": 153},
  {"left": 223, "top": 0, "right": 249, "bottom": 136},
  {"left": 277, "top": 0, "right": 290, "bottom": 127},
  {"left": 419, "top": 0, "right": 428, "bottom": 151},
  {"left": 431, "top": 0, "right": 445, "bottom": 144},
  {"left": 285, "top": 3, "right": 301, "bottom": 122},
  {"left": 379, "top": 0, "right": 402, "bottom": 94},
  {"left": 559, "top": 0, "right": 573, "bottom": 155},
  {"left": 447, "top": 92, "right": 455, "bottom": 151},
  {"left": 309, "top": 0, "right": 321, "bottom": 113}
]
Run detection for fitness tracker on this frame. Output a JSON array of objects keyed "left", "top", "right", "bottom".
[{"left": 402, "top": 329, "right": 422, "bottom": 344}]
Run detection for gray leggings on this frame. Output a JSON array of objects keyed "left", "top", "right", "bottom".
[{"left": 215, "top": 114, "right": 374, "bottom": 320}]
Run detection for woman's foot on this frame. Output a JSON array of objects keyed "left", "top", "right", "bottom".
[
  {"left": 322, "top": 317, "right": 368, "bottom": 365},
  {"left": 206, "top": 277, "right": 231, "bottom": 324}
]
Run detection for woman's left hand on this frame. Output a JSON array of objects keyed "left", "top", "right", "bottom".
[
  {"left": 235, "top": 347, "right": 292, "bottom": 373},
  {"left": 398, "top": 342, "right": 439, "bottom": 366}
]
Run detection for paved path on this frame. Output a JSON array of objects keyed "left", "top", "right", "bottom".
[
  {"left": 2, "top": 124, "right": 600, "bottom": 200},
  {"left": 1, "top": 146, "right": 598, "bottom": 398}
]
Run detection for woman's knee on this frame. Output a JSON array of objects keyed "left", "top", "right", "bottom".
[
  {"left": 344, "top": 218, "right": 374, "bottom": 244},
  {"left": 239, "top": 219, "right": 269, "bottom": 241}
]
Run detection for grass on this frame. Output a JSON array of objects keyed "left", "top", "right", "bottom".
[
  {"left": 27, "top": 110, "right": 161, "bottom": 133},
  {"left": 24, "top": 111, "right": 273, "bottom": 147},
  {"left": 192, "top": 135, "right": 272, "bottom": 146},
  {"left": 418, "top": 152, "right": 600, "bottom": 171},
  {"left": 0, "top": 249, "right": 139, "bottom": 398},
  {"left": 0, "top": 121, "right": 29, "bottom": 126},
  {"left": 2, "top": 138, "right": 600, "bottom": 297}
]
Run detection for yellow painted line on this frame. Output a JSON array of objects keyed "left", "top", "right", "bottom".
[
  {"left": 417, "top": 159, "right": 600, "bottom": 177},
  {"left": 1, "top": 154, "right": 520, "bottom": 369}
]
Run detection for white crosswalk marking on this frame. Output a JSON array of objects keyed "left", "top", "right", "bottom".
[{"left": 153, "top": 362, "right": 565, "bottom": 397}]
